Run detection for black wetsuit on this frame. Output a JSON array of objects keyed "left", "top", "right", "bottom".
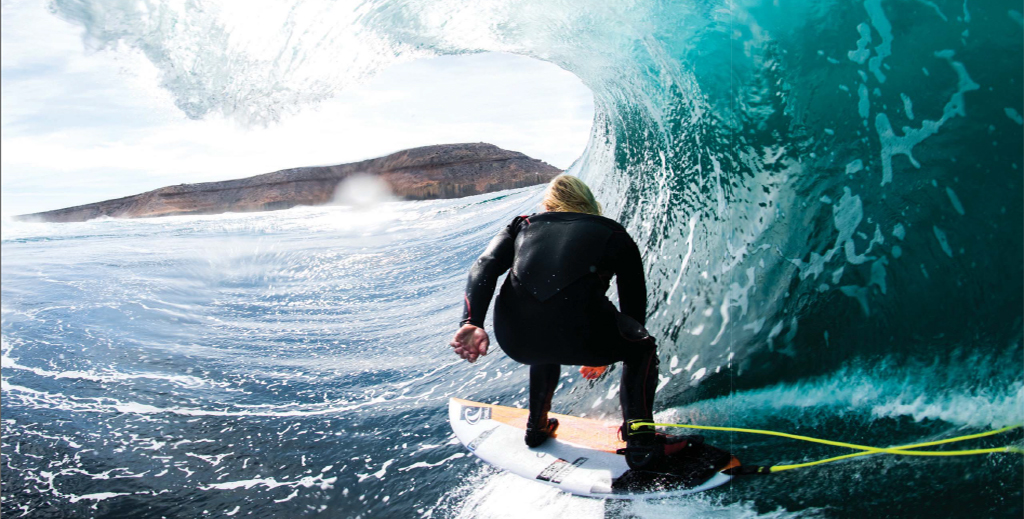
[{"left": 460, "top": 212, "right": 659, "bottom": 430}]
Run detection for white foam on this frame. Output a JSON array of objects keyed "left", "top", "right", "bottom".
[
  {"left": 710, "top": 267, "right": 755, "bottom": 346},
  {"left": 848, "top": 23, "right": 871, "bottom": 64},
  {"left": 68, "top": 492, "right": 131, "bottom": 503},
  {"left": 1, "top": 379, "right": 392, "bottom": 419},
  {"left": 1, "top": 340, "right": 216, "bottom": 389},
  {"left": 892, "top": 223, "right": 906, "bottom": 240},
  {"left": 398, "top": 453, "right": 466, "bottom": 472},
  {"left": 356, "top": 459, "right": 394, "bottom": 482},
  {"left": 273, "top": 489, "right": 300, "bottom": 503},
  {"left": 901, "top": 93, "right": 915, "bottom": 120},
  {"left": 1005, "top": 107, "right": 1023, "bottom": 125},
  {"left": 864, "top": 0, "right": 894, "bottom": 82},
  {"left": 667, "top": 358, "right": 1024, "bottom": 429},
  {"left": 202, "top": 473, "right": 336, "bottom": 491},
  {"left": 185, "top": 452, "right": 232, "bottom": 466},
  {"left": 945, "top": 187, "right": 965, "bottom": 215},
  {"left": 845, "top": 159, "right": 864, "bottom": 175},
  {"left": 448, "top": 470, "right": 606, "bottom": 519},
  {"left": 444, "top": 467, "right": 816, "bottom": 519},
  {"left": 875, "top": 52, "right": 979, "bottom": 185},
  {"left": 932, "top": 226, "right": 954, "bottom": 257},
  {"left": 857, "top": 83, "right": 870, "bottom": 119},
  {"left": 690, "top": 368, "right": 707, "bottom": 383},
  {"left": 666, "top": 215, "right": 698, "bottom": 305},
  {"left": 684, "top": 355, "right": 699, "bottom": 371}
]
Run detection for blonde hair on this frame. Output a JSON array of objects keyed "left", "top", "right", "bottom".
[{"left": 541, "top": 175, "right": 602, "bottom": 215}]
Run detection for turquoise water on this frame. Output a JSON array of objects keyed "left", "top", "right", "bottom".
[{"left": 3, "top": 0, "right": 1023, "bottom": 517}]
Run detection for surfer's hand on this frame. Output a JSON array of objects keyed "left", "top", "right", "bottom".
[
  {"left": 451, "top": 324, "right": 489, "bottom": 363},
  {"left": 579, "top": 365, "right": 607, "bottom": 380}
]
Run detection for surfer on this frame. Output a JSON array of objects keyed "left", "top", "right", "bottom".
[{"left": 450, "top": 175, "right": 684, "bottom": 472}]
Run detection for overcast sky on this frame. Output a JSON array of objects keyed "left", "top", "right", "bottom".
[{"left": 0, "top": 0, "right": 594, "bottom": 217}]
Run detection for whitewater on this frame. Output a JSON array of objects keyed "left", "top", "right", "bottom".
[{"left": 2, "top": 0, "right": 1022, "bottom": 517}]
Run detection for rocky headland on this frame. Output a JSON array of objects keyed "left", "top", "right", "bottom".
[{"left": 16, "top": 143, "right": 561, "bottom": 223}]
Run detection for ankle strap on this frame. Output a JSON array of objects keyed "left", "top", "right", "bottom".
[{"left": 624, "top": 419, "right": 656, "bottom": 436}]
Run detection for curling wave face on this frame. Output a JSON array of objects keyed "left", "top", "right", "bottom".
[{"left": 3, "top": 0, "right": 1022, "bottom": 516}]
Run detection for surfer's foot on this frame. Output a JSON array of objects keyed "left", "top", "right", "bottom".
[
  {"left": 621, "top": 420, "right": 705, "bottom": 473},
  {"left": 621, "top": 420, "right": 661, "bottom": 470},
  {"left": 524, "top": 418, "right": 559, "bottom": 448}
]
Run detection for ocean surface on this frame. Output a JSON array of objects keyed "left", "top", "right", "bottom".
[{"left": 2, "top": 0, "right": 1023, "bottom": 517}]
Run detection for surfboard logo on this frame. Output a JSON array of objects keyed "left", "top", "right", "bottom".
[
  {"left": 467, "top": 426, "right": 498, "bottom": 451},
  {"left": 536, "top": 457, "right": 588, "bottom": 484},
  {"left": 460, "top": 406, "right": 492, "bottom": 425}
]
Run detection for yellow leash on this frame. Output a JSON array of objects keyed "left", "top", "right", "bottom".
[{"left": 627, "top": 421, "right": 1024, "bottom": 474}]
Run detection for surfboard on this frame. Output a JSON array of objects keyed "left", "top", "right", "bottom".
[{"left": 448, "top": 397, "right": 740, "bottom": 499}]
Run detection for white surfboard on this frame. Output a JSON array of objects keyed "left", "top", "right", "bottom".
[{"left": 448, "top": 397, "right": 738, "bottom": 499}]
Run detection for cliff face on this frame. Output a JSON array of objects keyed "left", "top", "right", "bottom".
[{"left": 17, "top": 143, "right": 562, "bottom": 223}]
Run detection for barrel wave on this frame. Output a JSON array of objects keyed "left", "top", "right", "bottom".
[{"left": 2, "top": 0, "right": 1022, "bottom": 517}]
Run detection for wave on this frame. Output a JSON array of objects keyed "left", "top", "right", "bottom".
[
  {"left": 3, "top": 0, "right": 1022, "bottom": 516},
  {"left": 45, "top": 0, "right": 1023, "bottom": 400}
]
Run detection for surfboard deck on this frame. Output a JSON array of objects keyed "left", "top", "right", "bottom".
[{"left": 449, "top": 397, "right": 739, "bottom": 499}]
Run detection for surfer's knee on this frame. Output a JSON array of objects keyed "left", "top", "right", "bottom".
[{"left": 615, "top": 313, "right": 651, "bottom": 342}]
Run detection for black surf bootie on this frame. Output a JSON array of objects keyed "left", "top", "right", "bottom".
[
  {"left": 619, "top": 419, "right": 706, "bottom": 473},
  {"left": 620, "top": 419, "right": 662, "bottom": 471},
  {"left": 524, "top": 418, "right": 559, "bottom": 448}
]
